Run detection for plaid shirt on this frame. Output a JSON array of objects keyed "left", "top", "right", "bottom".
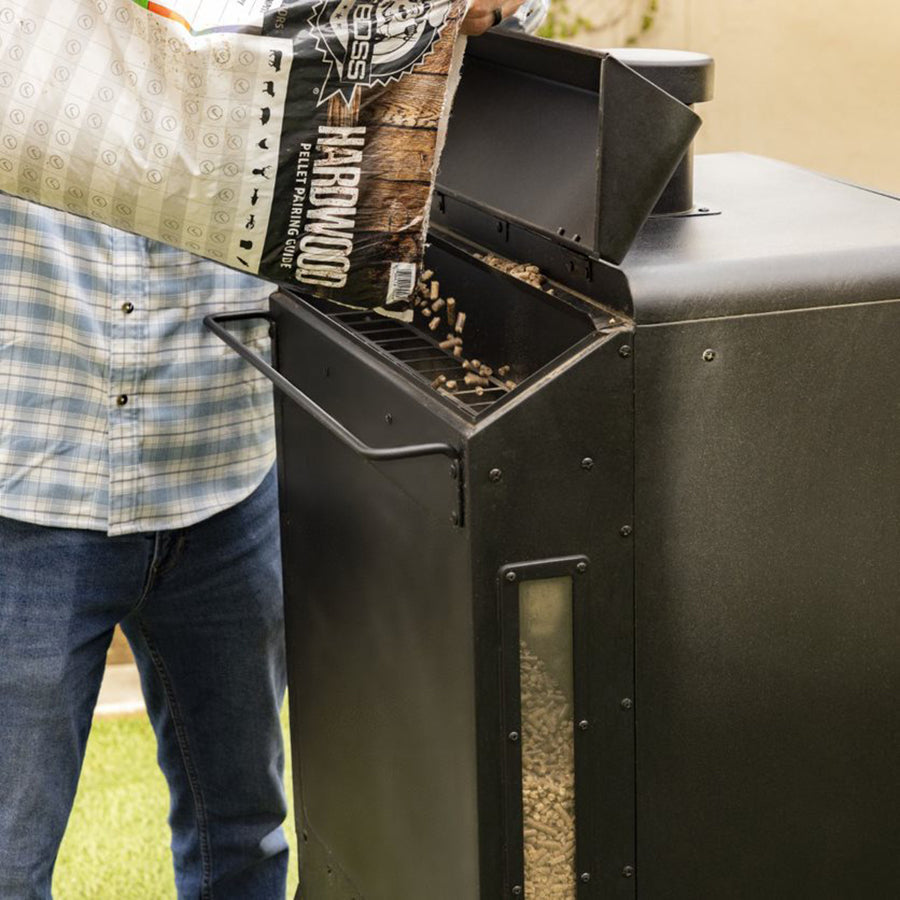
[{"left": 0, "top": 193, "right": 276, "bottom": 536}]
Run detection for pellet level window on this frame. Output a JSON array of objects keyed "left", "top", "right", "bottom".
[{"left": 518, "top": 576, "right": 576, "bottom": 899}]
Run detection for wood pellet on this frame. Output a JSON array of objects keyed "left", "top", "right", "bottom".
[
  {"left": 519, "top": 643, "right": 577, "bottom": 899},
  {"left": 475, "top": 252, "right": 547, "bottom": 290},
  {"left": 412, "top": 269, "right": 523, "bottom": 399}
]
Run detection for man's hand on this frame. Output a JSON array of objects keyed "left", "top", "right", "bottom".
[{"left": 460, "top": 0, "right": 527, "bottom": 36}]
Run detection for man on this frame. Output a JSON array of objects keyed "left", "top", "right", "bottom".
[
  {"left": 0, "top": 196, "right": 288, "bottom": 898},
  {"left": 0, "top": 2, "right": 528, "bottom": 897}
]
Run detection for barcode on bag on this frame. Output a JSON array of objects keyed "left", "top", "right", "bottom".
[{"left": 387, "top": 262, "right": 417, "bottom": 303}]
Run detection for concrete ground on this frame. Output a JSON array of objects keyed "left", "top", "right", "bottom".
[{"left": 95, "top": 663, "right": 145, "bottom": 718}]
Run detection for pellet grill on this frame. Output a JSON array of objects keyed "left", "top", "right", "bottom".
[{"left": 208, "top": 32, "right": 900, "bottom": 900}]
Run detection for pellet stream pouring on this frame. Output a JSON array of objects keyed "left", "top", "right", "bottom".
[{"left": 207, "top": 32, "right": 900, "bottom": 900}]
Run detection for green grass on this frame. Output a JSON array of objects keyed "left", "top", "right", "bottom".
[{"left": 54, "top": 705, "right": 299, "bottom": 898}]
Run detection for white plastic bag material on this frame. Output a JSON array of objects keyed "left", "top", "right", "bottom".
[{"left": 0, "top": 0, "right": 469, "bottom": 309}]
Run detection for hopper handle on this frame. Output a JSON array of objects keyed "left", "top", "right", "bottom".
[{"left": 204, "top": 311, "right": 461, "bottom": 464}]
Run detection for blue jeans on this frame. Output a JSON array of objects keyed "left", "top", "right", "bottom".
[{"left": 0, "top": 467, "right": 288, "bottom": 899}]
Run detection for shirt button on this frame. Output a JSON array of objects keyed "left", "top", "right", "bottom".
[
  {"left": 121, "top": 302, "right": 135, "bottom": 314},
  {"left": 116, "top": 394, "right": 128, "bottom": 406}
]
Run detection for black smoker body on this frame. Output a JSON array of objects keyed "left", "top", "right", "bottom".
[{"left": 210, "top": 32, "right": 900, "bottom": 900}]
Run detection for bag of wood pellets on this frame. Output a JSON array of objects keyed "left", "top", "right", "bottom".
[{"left": 0, "top": 0, "right": 468, "bottom": 310}]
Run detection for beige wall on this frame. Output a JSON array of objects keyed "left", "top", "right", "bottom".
[{"left": 571, "top": 0, "right": 900, "bottom": 193}]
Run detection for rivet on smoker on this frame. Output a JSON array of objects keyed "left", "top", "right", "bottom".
[
  {"left": 505, "top": 570, "right": 517, "bottom": 582},
  {"left": 449, "top": 463, "right": 458, "bottom": 480},
  {"left": 384, "top": 413, "right": 392, "bottom": 424},
  {"left": 578, "top": 719, "right": 589, "bottom": 730},
  {"left": 512, "top": 886, "right": 523, "bottom": 896},
  {"left": 618, "top": 344, "right": 632, "bottom": 358},
  {"left": 620, "top": 524, "right": 633, "bottom": 537},
  {"left": 489, "top": 468, "right": 502, "bottom": 483},
  {"left": 576, "top": 561, "right": 587, "bottom": 574},
  {"left": 449, "top": 511, "right": 459, "bottom": 526},
  {"left": 580, "top": 872, "right": 591, "bottom": 883},
  {"left": 581, "top": 457, "right": 594, "bottom": 470},
  {"left": 703, "top": 348, "right": 717, "bottom": 362},
  {"left": 622, "top": 866, "right": 635, "bottom": 878},
  {"left": 508, "top": 731, "right": 519, "bottom": 742},
  {"left": 620, "top": 697, "right": 634, "bottom": 710}
]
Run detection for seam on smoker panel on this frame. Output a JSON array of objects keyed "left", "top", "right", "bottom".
[{"left": 638, "top": 296, "right": 900, "bottom": 328}]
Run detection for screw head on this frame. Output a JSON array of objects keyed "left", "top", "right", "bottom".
[
  {"left": 623, "top": 865, "right": 635, "bottom": 878},
  {"left": 620, "top": 525, "right": 633, "bottom": 538},
  {"left": 505, "top": 571, "right": 517, "bottom": 583},
  {"left": 581, "top": 457, "right": 594, "bottom": 471},
  {"left": 620, "top": 697, "right": 634, "bottom": 710},
  {"left": 512, "top": 886, "right": 523, "bottom": 896},
  {"left": 576, "top": 561, "right": 587, "bottom": 574},
  {"left": 508, "top": 731, "right": 519, "bottom": 742},
  {"left": 578, "top": 719, "right": 589, "bottom": 731},
  {"left": 580, "top": 872, "right": 591, "bottom": 883},
  {"left": 489, "top": 467, "right": 503, "bottom": 483},
  {"left": 702, "top": 348, "right": 717, "bottom": 362},
  {"left": 618, "top": 344, "right": 632, "bottom": 358}
]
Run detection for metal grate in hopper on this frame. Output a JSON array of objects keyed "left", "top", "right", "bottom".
[{"left": 329, "top": 309, "right": 510, "bottom": 415}]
